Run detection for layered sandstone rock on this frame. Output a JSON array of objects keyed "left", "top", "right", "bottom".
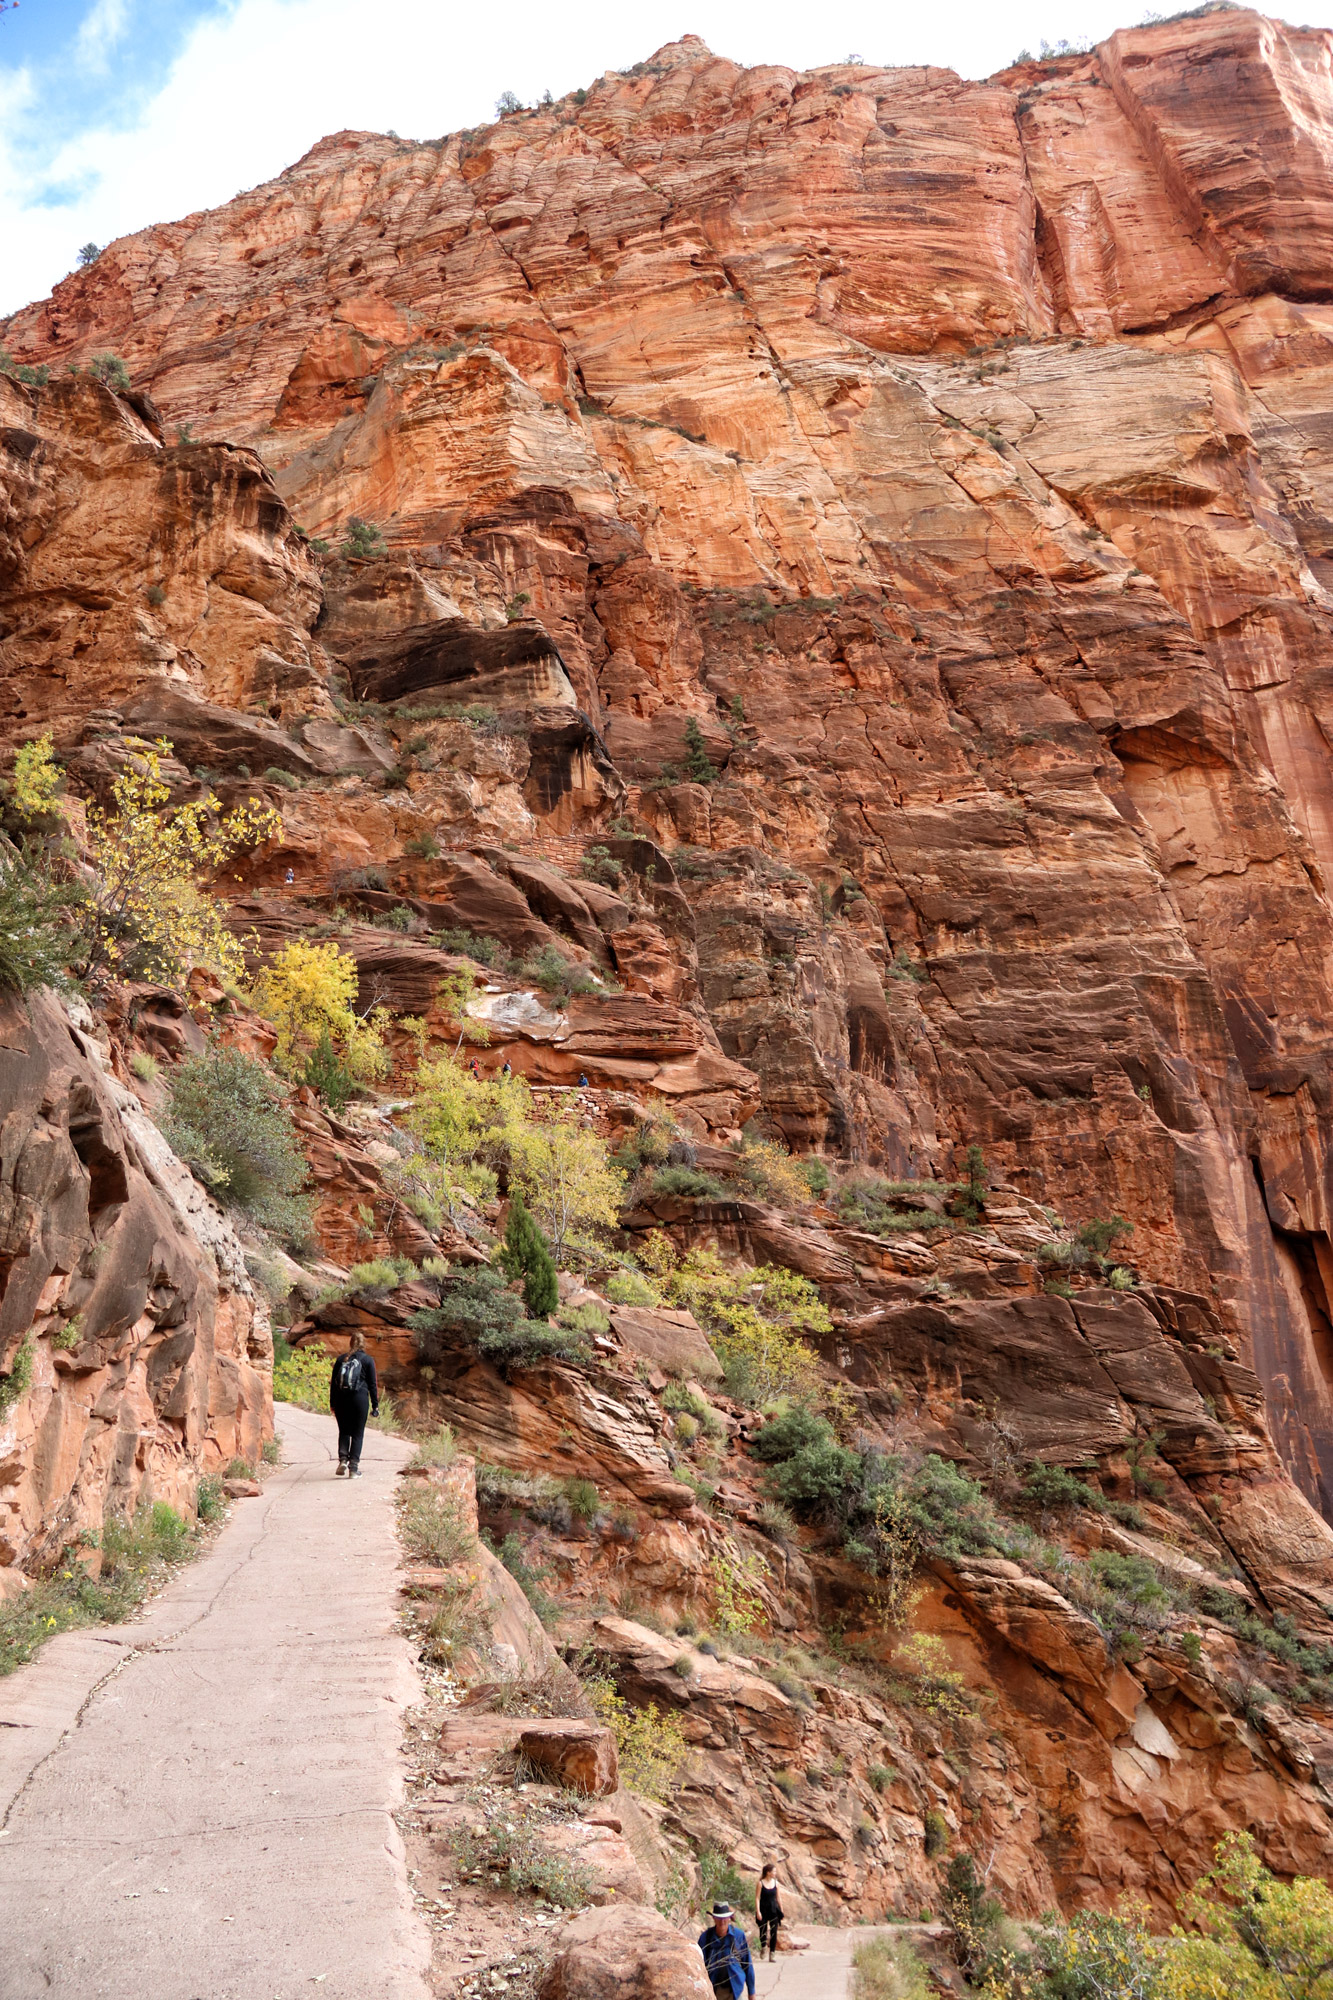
[
  {"left": 0, "top": 990, "right": 270, "bottom": 1569},
  {"left": 10, "top": 0, "right": 1333, "bottom": 1932}
]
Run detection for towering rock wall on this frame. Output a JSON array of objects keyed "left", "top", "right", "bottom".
[
  {"left": 8, "top": 5, "right": 1333, "bottom": 1909},
  {"left": 9, "top": 6, "right": 1333, "bottom": 1517}
]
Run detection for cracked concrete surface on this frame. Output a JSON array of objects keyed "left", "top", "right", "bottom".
[
  {"left": 0, "top": 1404, "right": 431, "bottom": 2000},
  {"left": 755, "top": 1927, "right": 896, "bottom": 1998}
]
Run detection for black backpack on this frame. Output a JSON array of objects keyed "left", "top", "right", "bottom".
[{"left": 335, "top": 1351, "right": 366, "bottom": 1397}]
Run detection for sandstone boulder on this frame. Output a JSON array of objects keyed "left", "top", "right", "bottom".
[
  {"left": 538, "top": 1905, "right": 712, "bottom": 2000},
  {"left": 517, "top": 1720, "right": 618, "bottom": 1796},
  {"left": 607, "top": 1306, "right": 721, "bottom": 1384}
]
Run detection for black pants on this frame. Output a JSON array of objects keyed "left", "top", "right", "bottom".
[
  {"left": 759, "top": 1913, "right": 781, "bottom": 1952},
  {"left": 332, "top": 1389, "right": 370, "bottom": 1468}
]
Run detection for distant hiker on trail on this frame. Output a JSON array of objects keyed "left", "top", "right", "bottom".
[
  {"left": 698, "top": 1902, "right": 755, "bottom": 1999},
  {"left": 755, "top": 1862, "right": 783, "bottom": 1960},
  {"left": 330, "top": 1333, "right": 378, "bottom": 1478}
]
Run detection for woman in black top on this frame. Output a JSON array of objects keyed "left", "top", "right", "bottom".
[
  {"left": 329, "top": 1333, "right": 379, "bottom": 1477},
  {"left": 755, "top": 1862, "right": 783, "bottom": 1961}
]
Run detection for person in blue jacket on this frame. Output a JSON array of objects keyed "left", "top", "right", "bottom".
[{"left": 697, "top": 1901, "right": 756, "bottom": 1998}]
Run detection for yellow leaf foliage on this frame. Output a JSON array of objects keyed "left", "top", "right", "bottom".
[
  {"left": 250, "top": 937, "right": 389, "bottom": 1082},
  {"left": 83, "top": 739, "right": 279, "bottom": 987},
  {"left": 6, "top": 734, "right": 62, "bottom": 819},
  {"left": 642, "top": 1235, "right": 829, "bottom": 1402}
]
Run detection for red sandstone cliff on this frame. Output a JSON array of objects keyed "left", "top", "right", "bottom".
[{"left": 10, "top": 0, "right": 1333, "bottom": 1926}]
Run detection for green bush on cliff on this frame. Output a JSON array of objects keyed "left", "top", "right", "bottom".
[
  {"left": 497, "top": 1188, "right": 558, "bottom": 1316},
  {"left": 164, "top": 1046, "right": 313, "bottom": 1238},
  {"left": 410, "top": 1264, "right": 588, "bottom": 1371},
  {"left": 272, "top": 1337, "right": 334, "bottom": 1410},
  {"left": 0, "top": 849, "right": 82, "bottom": 993}
]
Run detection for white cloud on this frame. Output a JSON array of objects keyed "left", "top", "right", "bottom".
[
  {"left": 75, "top": 0, "right": 130, "bottom": 71},
  {"left": 3, "top": 0, "right": 1331, "bottom": 318}
]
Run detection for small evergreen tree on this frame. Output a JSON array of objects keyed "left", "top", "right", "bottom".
[
  {"left": 683, "top": 717, "right": 717, "bottom": 784},
  {"left": 341, "top": 516, "right": 386, "bottom": 559},
  {"left": 88, "top": 352, "right": 130, "bottom": 393},
  {"left": 498, "top": 1189, "right": 558, "bottom": 1317},
  {"left": 303, "top": 1028, "right": 354, "bottom": 1113},
  {"left": 77, "top": 242, "right": 101, "bottom": 267}
]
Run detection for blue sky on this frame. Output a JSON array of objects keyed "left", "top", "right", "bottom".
[{"left": 4, "top": 0, "right": 1332, "bottom": 318}]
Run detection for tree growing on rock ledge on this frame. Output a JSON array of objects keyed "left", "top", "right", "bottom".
[
  {"left": 250, "top": 938, "right": 390, "bottom": 1096},
  {"left": 498, "top": 1188, "right": 558, "bottom": 1316},
  {"left": 79, "top": 739, "right": 280, "bottom": 989}
]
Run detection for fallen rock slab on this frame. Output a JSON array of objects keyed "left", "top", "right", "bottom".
[
  {"left": 517, "top": 1720, "right": 618, "bottom": 1796},
  {"left": 539, "top": 1903, "right": 712, "bottom": 1999}
]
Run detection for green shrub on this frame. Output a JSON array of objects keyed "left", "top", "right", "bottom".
[
  {"left": 341, "top": 516, "right": 386, "bottom": 559},
  {"left": 164, "top": 1047, "right": 313, "bottom": 1236},
  {"left": 88, "top": 351, "right": 131, "bottom": 392},
  {"left": 557, "top": 1301, "right": 611, "bottom": 1337},
  {"left": 579, "top": 845, "right": 623, "bottom": 887},
  {"left": 940, "top": 1852, "right": 1006, "bottom": 1980},
  {"left": 497, "top": 1189, "right": 558, "bottom": 1317},
  {"left": 196, "top": 1475, "right": 225, "bottom": 1521},
  {"left": 0, "top": 851, "right": 81, "bottom": 993},
  {"left": 519, "top": 944, "right": 603, "bottom": 998},
  {"left": 1021, "top": 1463, "right": 1106, "bottom": 1515},
  {"left": 852, "top": 1936, "right": 933, "bottom": 2000},
  {"left": 492, "top": 1530, "right": 560, "bottom": 1623},
  {"left": 52, "top": 1313, "right": 83, "bottom": 1351},
  {"left": 605, "top": 1270, "right": 658, "bottom": 1305},
  {"left": 683, "top": 718, "right": 717, "bottom": 784},
  {"left": 450, "top": 1804, "right": 594, "bottom": 1907},
  {"left": 411, "top": 1265, "right": 589, "bottom": 1370},
  {"left": 303, "top": 1028, "right": 356, "bottom": 1113},
  {"left": 436, "top": 927, "right": 499, "bottom": 965},
  {"left": 272, "top": 1339, "right": 333, "bottom": 1410},
  {"left": 264, "top": 766, "right": 300, "bottom": 791},
  {"left": 868, "top": 1761, "right": 895, "bottom": 1792},
  {"left": 564, "top": 1477, "right": 600, "bottom": 1521},
  {"left": 345, "top": 1256, "right": 416, "bottom": 1296},
  {"left": 1086, "top": 1549, "right": 1170, "bottom": 1610},
  {"left": 751, "top": 1405, "right": 861, "bottom": 1510},
  {"left": 0, "top": 1335, "right": 35, "bottom": 1414},
  {"left": 407, "top": 1423, "right": 457, "bottom": 1471},
  {"left": 800, "top": 1158, "right": 831, "bottom": 1196},
  {"left": 698, "top": 1846, "right": 749, "bottom": 1912},
  {"left": 399, "top": 1486, "right": 477, "bottom": 1567},
  {"left": 923, "top": 1807, "right": 949, "bottom": 1857},
  {"left": 1, "top": 1500, "right": 203, "bottom": 1676}
]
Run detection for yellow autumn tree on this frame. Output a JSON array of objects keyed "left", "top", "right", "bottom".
[
  {"left": 249, "top": 937, "right": 389, "bottom": 1082},
  {"left": 504, "top": 1094, "right": 626, "bottom": 1263},
  {"left": 4, "top": 734, "right": 62, "bottom": 821},
  {"left": 641, "top": 1234, "right": 829, "bottom": 1402},
  {"left": 80, "top": 739, "right": 280, "bottom": 987}
]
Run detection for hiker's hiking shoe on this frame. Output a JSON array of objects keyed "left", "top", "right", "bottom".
[
  {"left": 336, "top": 1462, "right": 348, "bottom": 1477},
  {"left": 351, "top": 1465, "right": 363, "bottom": 1477}
]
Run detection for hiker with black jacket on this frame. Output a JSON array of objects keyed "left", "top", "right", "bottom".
[{"left": 330, "top": 1333, "right": 378, "bottom": 1477}]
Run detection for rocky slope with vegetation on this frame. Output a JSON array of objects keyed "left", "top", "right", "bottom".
[{"left": 8, "top": 4, "right": 1333, "bottom": 1984}]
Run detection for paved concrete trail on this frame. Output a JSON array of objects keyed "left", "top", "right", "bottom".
[
  {"left": 754, "top": 1926, "right": 884, "bottom": 1999},
  {"left": 0, "top": 1405, "right": 431, "bottom": 2000}
]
